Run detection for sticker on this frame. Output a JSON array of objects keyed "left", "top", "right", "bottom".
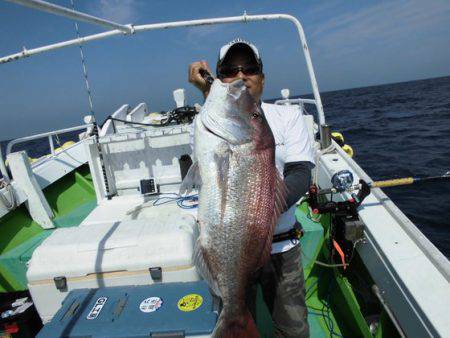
[
  {"left": 87, "top": 297, "right": 108, "bottom": 320},
  {"left": 177, "top": 294, "right": 203, "bottom": 312},
  {"left": 139, "top": 297, "right": 163, "bottom": 313}
]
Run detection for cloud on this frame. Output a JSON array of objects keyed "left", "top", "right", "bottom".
[
  {"left": 94, "top": 0, "right": 138, "bottom": 24},
  {"left": 310, "top": 0, "right": 450, "bottom": 60}
]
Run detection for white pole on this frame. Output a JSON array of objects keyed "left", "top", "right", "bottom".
[
  {"left": 0, "top": 13, "right": 326, "bottom": 129},
  {"left": 5, "top": 0, "right": 133, "bottom": 34},
  {"left": 0, "top": 149, "right": 10, "bottom": 184},
  {"left": 48, "top": 135, "right": 54, "bottom": 155}
]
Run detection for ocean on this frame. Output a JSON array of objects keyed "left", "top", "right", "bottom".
[
  {"left": 1, "top": 76, "right": 449, "bottom": 257},
  {"left": 314, "top": 76, "right": 450, "bottom": 257}
]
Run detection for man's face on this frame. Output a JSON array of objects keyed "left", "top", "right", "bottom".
[{"left": 219, "top": 48, "right": 264, "bottom": 102}]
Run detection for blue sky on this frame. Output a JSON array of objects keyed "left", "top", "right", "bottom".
[{"left": 0, "top": 0, "right": 449, "bottom": 140}]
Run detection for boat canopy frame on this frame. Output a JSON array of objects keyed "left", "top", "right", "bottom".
[
  {"left": 0, "top": 8, "right": 327, "bottom": 177},
  {"left": 0, "top": 10, "right": 327, "bottom": 126},
  {"left": 5, "top": 0, "right": 134, "bottom": 33}
]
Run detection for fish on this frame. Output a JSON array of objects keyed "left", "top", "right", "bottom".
[{"left": 181, "top": 79, "right": 286, "bottom": 338}]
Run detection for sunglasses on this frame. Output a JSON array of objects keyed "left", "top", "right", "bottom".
[{"left": 218, "top": 64, "right": 262, "bottom": 78}]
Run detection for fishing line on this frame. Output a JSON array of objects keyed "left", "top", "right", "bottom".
[
  {"left": 69, "top": 0, "right": 96, "bottom": 119},
  {"left": 69, "top": 0, "right": 113, "bottom": 198}
]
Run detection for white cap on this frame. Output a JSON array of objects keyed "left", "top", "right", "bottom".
[{"left": 217, "top": 38, "right": 261, "bottom": 67}]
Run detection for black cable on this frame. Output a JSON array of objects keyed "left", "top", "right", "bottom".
[
  {"left": 104, "top": 106, "right": 198, "bottom": 128},
  {"left": 107, "top": 117, "right": 168, "bottom": 127}
]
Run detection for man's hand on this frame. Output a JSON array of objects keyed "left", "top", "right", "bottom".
[{"left": 188, "top": 60, "right": 213, "bottom": 98}]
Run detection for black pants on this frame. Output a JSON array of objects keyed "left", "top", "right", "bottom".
[{"left": 248, "top": 245, "right": 310, "bottom": 338}]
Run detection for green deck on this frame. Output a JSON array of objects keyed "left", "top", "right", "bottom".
[
  {"left": 255, "top": 203, "right": 400, "bottom": 337},
  {"left": 0, "top": 165, "right": 400, "bottom": 336},
  {"left": 0, "top": 165, "right": 97, "bottom": 292}
]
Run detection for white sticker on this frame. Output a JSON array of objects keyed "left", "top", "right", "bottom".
[
  {"left": 86, "top": 297, "right": 108, "bottom": 320},
  {"left": 139, "top": 297, "right": 163, "bottom": 313}
]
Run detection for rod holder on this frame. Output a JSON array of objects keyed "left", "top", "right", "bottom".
[{"left": 320, "top": 124, "right": 332, "bottom": 149}]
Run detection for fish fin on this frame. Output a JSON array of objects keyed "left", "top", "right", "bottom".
[
  {"left": 179, "top": 161, "right": 201, "bottom": 195},
  {"left": 214, "top": 149, "right": 231, "bottom": 188},
  {"left": 213, "top": 309, "right": 259, "bottom": 338},
  {"left": 193, "top": 238, "right": 221, "bottom": 297}
]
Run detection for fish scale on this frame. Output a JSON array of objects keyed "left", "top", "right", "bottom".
[{"left": 181, "top": 79, "right": 286, "bottom": 337}]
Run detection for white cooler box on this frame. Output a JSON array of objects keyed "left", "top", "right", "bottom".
[{"left": 27, "top": 211, "right": 200, "bottom": 323}]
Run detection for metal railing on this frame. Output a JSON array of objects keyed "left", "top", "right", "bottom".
[
  {"left": 5, "top": 0, "right": 133, "bottom": 33},
  {"left": 0, "top": 124, "right": 92, "bottom": 183},
  {"left": 0, "top": 12, "right": 327, "bottom": 142},
  {"left": 274, "top": 98, "right": 317, "bottom": 106}
]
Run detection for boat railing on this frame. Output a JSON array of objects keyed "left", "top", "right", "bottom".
[
  {"left": 274, "top": 98, "right": 316, "bottom": 106},
  {"left": 0, "top": 124, "right": 92, "bottom": 183}
]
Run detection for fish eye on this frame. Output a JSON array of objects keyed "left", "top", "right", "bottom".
[{"left": 251, "top": 112, "right": 260, "bottom": 119}]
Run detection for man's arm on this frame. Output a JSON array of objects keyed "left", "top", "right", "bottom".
[
  {"left": 282, "top": 105, "right": 316, "bottom": 209},
  {"left": 284, "top": 161, "right": 314, "bottom": 209},
  {"left": 188, "top": 61, "right": 213, "bottom": 98}
]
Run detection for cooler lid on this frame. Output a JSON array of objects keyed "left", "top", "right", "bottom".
[
  {"left": 37, "top": 281, "right": 217, "bottom": 338},
  {"left": 27, "top": 211, "right": 197, "bottom": 281}
]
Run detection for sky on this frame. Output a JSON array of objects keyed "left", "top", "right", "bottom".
[{"left": 0, "top": 0, "right": 449, "bottom": 140}]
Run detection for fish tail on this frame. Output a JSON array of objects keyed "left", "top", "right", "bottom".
[{"left": 213, "top": 309, "right": 259, "bottom": 338}]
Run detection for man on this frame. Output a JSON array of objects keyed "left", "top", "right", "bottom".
[{"left": 188, "top": 38, "right": 314, "bottom": 338}]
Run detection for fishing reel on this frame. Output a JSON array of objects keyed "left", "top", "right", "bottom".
[
  {"left": 307, "top": 170, "right": 371, "bottom": 217},
  {"left": 307, "top": 170, "right": 370, "bottom": 269}
]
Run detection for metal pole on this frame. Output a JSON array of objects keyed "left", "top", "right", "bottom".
[
  {"left": 48, "top": 135, "right": 54, "bottom": 155},
  {"left": 5, "top": 0, "right": 133, "bottom": 34},
  {"left": 0, "top": 13, "right": 326, "bottom": 137},
  {"left": 274, "top": 98, "right": 316, "bottom": 105},
  {"left": 0, "top": 147, "right": 11, "bottom": 184}
]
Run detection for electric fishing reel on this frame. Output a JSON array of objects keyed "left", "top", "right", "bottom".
[
  {"left": 307, "top": 170, "right": 370, "bottom": 270},
  {"left": 307, "top": 170, "right": 371, "bottom": 216}
]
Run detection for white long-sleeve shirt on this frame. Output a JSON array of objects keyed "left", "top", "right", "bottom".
[{"left": 189, "top": 102, "right": 315, "bottom": 253}]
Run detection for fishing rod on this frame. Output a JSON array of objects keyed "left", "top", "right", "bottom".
[
  {"left": 318, "top": 170, "right": 450, "bottom": 195},
  {"left": 199, "top": 69, "right": 215, "bottom": 85},
  {"left": 305, "top": 169, "right": 449, "bottom": 279}
]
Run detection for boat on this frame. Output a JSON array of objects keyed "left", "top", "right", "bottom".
[{"left": 0, "top": 2, "right": 449, "bottom": 337}]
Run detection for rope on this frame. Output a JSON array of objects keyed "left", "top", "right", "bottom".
[
  {"left": 70, "top": 0, "right": 95, "bottom": 118},
  {"left": 300, "top": 238, "right": 364, "bottom": 269}
]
